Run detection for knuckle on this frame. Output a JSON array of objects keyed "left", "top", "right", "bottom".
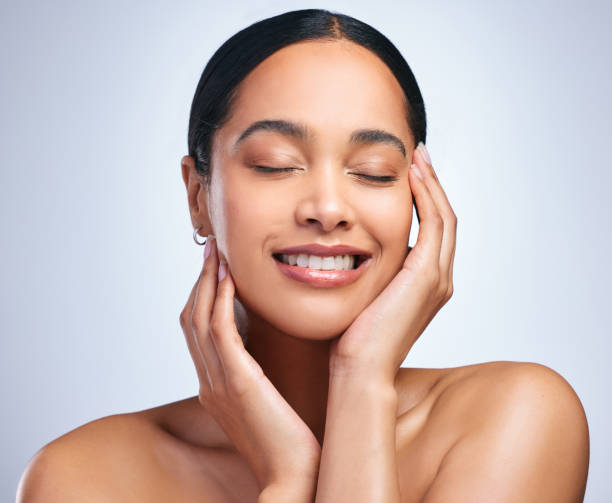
[
  {"left": 437, "top": 281, "right": 448, "bottom": 297},
  {"left": 447, "top": 283, "right": 454, "bottom": 299},
  {"left": 443, "top": 210, "right": 457, "bottom": 224},
  {"left": 228, "top": 365, "right": 264, "bottom": 399},
  {"left": 227, "top": 374, "right": 253, "bottom": 399},
  {"left": 209, "top": 317, "right": 224, "bottom": 337},
  {"left": 179, "top": 309, "right": 188, "bottom": 328},
  {"left": 431, "top": 213, "right": 444, "bottom": 230},
  {"left": 191, "top": 313, "right": 206, "bottom": 333},
  {"left": 409, "top": 260, "right": 429, "bottom": 278},
  {"left": 427, "top": 267, "right": 441, "bottom": 286},
  {"left": 436, "top": 286, "right": 447, "bottom": 303},
  {"left": 179, "top": 306, "right": 194, "bottom": 329}
]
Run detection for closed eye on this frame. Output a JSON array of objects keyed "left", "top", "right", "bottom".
[
  {"left": 355, "top": 174, "right": 398, "bottom": 183},
  {"left": 251, "top": 166, "right": 296, "bottom": 173},
  {"left": 250, "top": 166, "right": 398, "bottom": 183}
]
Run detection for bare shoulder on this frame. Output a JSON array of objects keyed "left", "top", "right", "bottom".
[
  {"left": 432, "top": 360, "right": 589, "bottom": 430},
  {"left": 421, "top": 360, "right": 590, "bottom": 502},
  {"left": 17, "top": 412, "right": 209, "bottom": 503}
]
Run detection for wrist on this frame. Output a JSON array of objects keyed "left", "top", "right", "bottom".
[
  {"left": 330, "top": 364, "right": 397, "bottom": 396},
  {"left": 329, "top": 372, "right": 398, "bottom": 407},
  {"left": 263, "top": 453, "right": 320, "bottom": 498},
  {"left": 267, "top": 446, "right": 320, "bottom": 486},
  {"left": 258, "top": 477, "right": 317, "bottom": 503}
]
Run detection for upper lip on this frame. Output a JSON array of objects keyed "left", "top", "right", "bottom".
[{"left": 272, "top": 243, "right": 372, "bottom": 257}]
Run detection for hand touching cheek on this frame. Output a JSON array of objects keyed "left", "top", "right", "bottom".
[{"left": 329, "top": 143, "right": 457, "bottom": 385}]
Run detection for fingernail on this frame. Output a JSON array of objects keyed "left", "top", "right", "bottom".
[
  {"left": 411, "top": 163, "right": 424, "bottom": 180},
  {"left": 204, "top": 235, "right": 215, "bottom": 260},
  {"left": 417, "top": 142, "right": 431, "bottom": 164},
  {"left": 218, "top": 260, "right": 227, "bottom": 282}
]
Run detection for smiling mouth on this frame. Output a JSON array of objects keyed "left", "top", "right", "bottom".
[{"left": 272, "top": 253, "right": 367, "bottom": 270}]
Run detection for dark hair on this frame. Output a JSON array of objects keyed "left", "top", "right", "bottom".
[{"left": 187, "top": 8, "right": 427, "bottom": 184}]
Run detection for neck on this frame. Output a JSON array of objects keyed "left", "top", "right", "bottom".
[
  {"left": 243, "top": 310, "right": 333, "bottom": 445},
  {"left": 164, "top": 300, "right": 337, "bottom": 451}
]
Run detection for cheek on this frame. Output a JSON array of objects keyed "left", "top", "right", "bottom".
[
  {"left": 359, "top": 188, "right": 413, "bottom": 254},
  {"left": 219, "top": 183, "right": 270, "bottom": 261},
  {"left": 219, "top": 179, "right": 286, "bottom": 292}
]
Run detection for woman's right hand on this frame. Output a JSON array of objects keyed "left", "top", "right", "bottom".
[{"left": 179, "top": 236, "right": 321, "bottom": 492}]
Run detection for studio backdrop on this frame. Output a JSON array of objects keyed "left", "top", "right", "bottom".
[{"left": 1, "top": 1, "right": 610, "bottom": 501}]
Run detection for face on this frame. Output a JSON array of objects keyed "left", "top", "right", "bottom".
[{"left": 194, "top": 40, "right": 415, "bottom": 340}]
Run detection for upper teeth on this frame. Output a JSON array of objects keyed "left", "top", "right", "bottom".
[{"left": 280, "top": 254, "right": 356, "bottom": 270}]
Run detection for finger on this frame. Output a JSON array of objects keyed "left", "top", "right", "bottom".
[
  {"left": 210, "top": 261, "right": 263, "bottom": 390},
  {"left": 191, "top": 237, "right": 226, "bottom": 393},
  {"left": 407, "top": 163, "right": 444, "bottom": 270},
  {"left": 181, "top": 272, "right": 210, "bottom": 387},
  {"left": 414, "top": 144, "right": 457, "bottom": 281},
  {"left": 449, "top": 240, "right": 456, "bottom": 292}
]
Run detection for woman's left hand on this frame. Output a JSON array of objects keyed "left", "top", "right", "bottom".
[{"left": 329, "top": 144, "right": 457, "bottom": 384}]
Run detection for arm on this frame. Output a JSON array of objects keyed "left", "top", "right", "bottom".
[
  {"left": 315, "top": 373, "right": 400, "bottom": 503},
  {"left": 314, "top": 363, "right": 590, "bottom": 503},
  {"left": 316, "top": 144, "right": 454, "bottom": 502},
  {"left": 181, "top": 236, "right": 321, "bottom": 495}
]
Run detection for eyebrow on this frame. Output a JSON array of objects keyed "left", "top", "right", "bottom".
[{"left": 232, "top": 119, "right": 406, "bottom": 158}]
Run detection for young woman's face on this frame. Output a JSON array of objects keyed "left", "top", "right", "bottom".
[{"left": 206, "top": 39, "right": 415, "bottom": 340}]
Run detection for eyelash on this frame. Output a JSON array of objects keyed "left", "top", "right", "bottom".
[{"left": 251, "top": 166, "right": 398, "bottom": 183}]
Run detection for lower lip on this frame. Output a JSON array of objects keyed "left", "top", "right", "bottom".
[{"left": 273, "top": 256, "right": 372, "bottom": 288}]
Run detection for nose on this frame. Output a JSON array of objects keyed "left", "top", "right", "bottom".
[{"left": 294, "top": 162, "right": 355, "bottom": 232}]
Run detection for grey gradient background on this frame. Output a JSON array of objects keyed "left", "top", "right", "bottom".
[{"left": 2, "top": 1, "right": 610, "bottom": 501}]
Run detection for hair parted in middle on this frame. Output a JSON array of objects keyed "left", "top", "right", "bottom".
[{"left": 187, "top": 8, "right": 427, "bottom": 186}]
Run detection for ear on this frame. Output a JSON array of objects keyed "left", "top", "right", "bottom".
[{"left": 181, "top": 155, "right": 212, "bottom": 237}]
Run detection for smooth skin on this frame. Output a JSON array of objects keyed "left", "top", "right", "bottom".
[{"left": 17, "top": 39, "right": 589, "bottom": 502}]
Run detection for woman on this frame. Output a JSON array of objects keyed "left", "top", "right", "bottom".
[{"left": 18, "top": 9, "right": 589, "bottom": 503}]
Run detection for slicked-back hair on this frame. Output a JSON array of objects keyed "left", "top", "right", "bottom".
[{"left": 187, "top": 9, "right": 427, "bottom": 184}]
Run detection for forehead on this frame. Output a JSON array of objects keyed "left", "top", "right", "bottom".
[{"left": 220, "top": 39, "right": 412, "bottom": 147}]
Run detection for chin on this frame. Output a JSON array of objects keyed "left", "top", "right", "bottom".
[
  {"left": 233, "top": 274, "right": 370, "bottom": 340},
  {"left": 264, "top": 308, "right": 357, "bottom": 340}
]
